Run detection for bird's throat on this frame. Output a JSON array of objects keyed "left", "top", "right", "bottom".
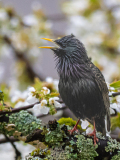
[{"left": 56, "top": 57, "right": 90, "bottom": 81}]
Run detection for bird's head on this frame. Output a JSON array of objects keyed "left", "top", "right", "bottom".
[{"left": 39, "top": 34, "right": 88, "bottom": 60}]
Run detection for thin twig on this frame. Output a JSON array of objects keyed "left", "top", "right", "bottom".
[{"left": 4, "top": 135, "right": 21, "bottom": 160}]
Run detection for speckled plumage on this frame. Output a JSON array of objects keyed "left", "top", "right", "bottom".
[{"left": 52, "top": 34, "right": 110, "bottom": 135}]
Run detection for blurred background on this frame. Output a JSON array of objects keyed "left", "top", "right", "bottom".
[{"left": 0, "top": 0, "right": 120, "bottom": 159}]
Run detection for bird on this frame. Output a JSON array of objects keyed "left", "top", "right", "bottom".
[{"left": 39, "top": 34, "right": 111, "bottom": 145}]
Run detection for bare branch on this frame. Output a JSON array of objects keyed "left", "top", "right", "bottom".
[
  {"left": 0, "top": 102, "right": 39, "bottom": 116},
  {"left": 109, "top": 92, "right": 120, "bottom": 97},
  {"left": 0, "top": 136, "right": 19, "bottom": 144},
  {"left": 4, "top": 135, "right": 21, "bottom": 160}
]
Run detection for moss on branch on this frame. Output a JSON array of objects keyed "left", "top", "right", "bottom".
[{"left": 1, "top": 110, "right": 120, "bottom": 159}]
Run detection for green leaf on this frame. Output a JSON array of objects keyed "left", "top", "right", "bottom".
[
  {"left": 110, "top": 80, "right": 120, "bottom": 89},
  {"left": 33, "top": 78, "right": 42, "bottom": 91}
]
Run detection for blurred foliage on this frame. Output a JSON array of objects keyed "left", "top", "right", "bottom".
[
  {"left": 63, "top": 0, "right": 120, "bottom": 82},
  {"left": 111, "top": 113, "right": 120, "bottom": 131},
  {"left": 0, "top": 3, "right": 52, "bottom": 89},
  {"left": 0, "top": 90, "right": 4, "bottom": 111},
  {"left": 110, "top": 80, "right": 120, "bottom": 89}
]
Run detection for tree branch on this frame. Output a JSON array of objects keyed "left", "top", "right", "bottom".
[
  {"left": 0, "top": 136, "right": 19, "bottom": 144},
  {"left": 3, "top": 36, "right": 45, "bottom": 81},
  {"left": 0, "top": 102, "right": 39, "bottom": 116},
  {"left": 4, "top": 135, "right": 21, "bottom": 160},
  {"left": 0, "top": 102, "right": 66, "bottom": 116},
  {"left": 109, "top": 92, "right": 120, "bottom": 97}
]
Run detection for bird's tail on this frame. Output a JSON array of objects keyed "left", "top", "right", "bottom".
[{"left": 95, "top": 118, "right": 106, "bottom": 136}]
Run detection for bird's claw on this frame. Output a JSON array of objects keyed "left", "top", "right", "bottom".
[
  {"left": 68, "top": 128, "right": 78, "bottom": 135},
  {"left": 87, "top": 121, "right": 99, "bottom": 146},
  {"left": 68, "top": 119, "right": 80, "bottom": 135},
  {"left": 88, "top": 131, "right": 98, "bottom": 146}
]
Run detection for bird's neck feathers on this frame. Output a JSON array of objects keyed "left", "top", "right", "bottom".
[{"left": 55, "top": 54, "right": 90, "bottom": 81}]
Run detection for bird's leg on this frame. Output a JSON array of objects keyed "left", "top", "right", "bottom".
[
  {"left": 88, "top": 121, "right": 98, "bottom": 146},
  {"left": 68, "top": 119, "right": 80, "bottom": 135}
]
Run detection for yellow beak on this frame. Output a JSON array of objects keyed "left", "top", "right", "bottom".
[
  {"left": 39, "top": 38, "right": 55, "bottom": 49},
  {"left": 41, "top": 38, "right": 54, "bottom": 42}
]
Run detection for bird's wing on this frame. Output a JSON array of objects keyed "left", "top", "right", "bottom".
[
  {"left": 59, "top": 75, "right": 105, "bottom": 119},
  {"left": 87, "top": 61, "right": 111, "bottom": 132}
]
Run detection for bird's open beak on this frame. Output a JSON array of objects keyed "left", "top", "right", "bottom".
[{"left": 39, "top": 38, "right": 59, "bottom": 49}]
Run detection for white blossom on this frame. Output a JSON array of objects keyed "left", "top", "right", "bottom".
[
  {"left": 14, "top": 101, "right": 29, "bottom": 108},
  {"left": 86, "top": 127, "right": 94, "bottom": 134},
  {"left": 26, "top": 87, "right": 39, "bottom": 104},
  {"left": 110, "top": 87, "right": 115, "bottom": 91},
  {"left": 0, "top": 9, "right": 8, "bottom": 21},
  {"left": 46, "top": 77, "right": 53, "bottom": 83},
  {"left": 27, "top": 87, "right": 36, "bottom": 96},
  {"left": 26, "top": 95, "right": 39, "bottom": 104},
  {"left": 116, "top": 95, "right": 120, "bottom": 103},
  {"left": 110, "top": 103, "right": 118, "bottom": 113},
  {"left": 33, "top": 99, "right": 49, "bottom": 114},
  {"left": 23, "top": 15, "right": 38, "bottom": 26},
  {"left": 45, "top": 77, "right": 59, "bottom": 91},
  {"left": 108, "top": 91, "right": 113, "bottom": 96},
  {"left": 10, "top": 18, "right": 19, "bottom": 27},
  {"left": 81, "top": 120, "right": 89, "bottom": 129},
  {"left": 0, "top": 63, "right": 4, "bottom": 82},
  {"left": 42, "top": 87, "right": 50, "bottom": 95},
  {"left": 53, "top": 79, "right": 59, "bottom": 91},
  {"left": 110, "top": 107, "right": 115, "bottom": 115},
  {"left": 49, "top": 97, "right": 62, "bottom": 108},
  {"left": 11, "top": 90, "right": 28, "bottom": 103},
  {"left": 81, "top": 120, "right": 94, "bottom": 134}
]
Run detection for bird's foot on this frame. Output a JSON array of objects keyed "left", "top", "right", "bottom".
[
  {"left": 68, "top": 119, "right": 80, "bottom": 135},
  {"left": 88, "top": 130, "right": 98, "bottom": 146},
  {"left": 87, "top": 121, "right": 98, "bottom": 146}
]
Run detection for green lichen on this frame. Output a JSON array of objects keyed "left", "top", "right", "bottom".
[
  {"left": 26, "top": 120, "right": 99, "bottom": 160},
  {"left": 31, "top": 148, "right": 50, "bottom": 158},
  {"left": 111, "top": 151, "right": 120, "bottom": 160},
  {"left": 0, "top": 122, "right": 7, "bottom": 132},
  {"left": 0, "top": 90, "right": 4, "bottom": 111},
  {"left": 0, "top": 110, "right": 41, "bottom": 137},
  {"left": 96, "top": 132, "right": 106, "bottom": 140},
  {"left": 76, "top": 135, "right": 98, "bottom": 159},
  {"left": 105, "top": 137, "right": 120, "bottom": 152},
  {"left": 58, "top": 117, "right": 85, "bottom": 132},
  {"left": 2, "top": 111, "right": 120, "bottom": 160},
  {"left": 45, "top": 123, "right": 65, "bottom": 147},
  {"left": 25, "top": 156, "right": 43, "bottom": 160}
]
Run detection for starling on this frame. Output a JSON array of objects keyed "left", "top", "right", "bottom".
[{"left": 39, "top": 34, "right": 111, "bottom": 144}]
